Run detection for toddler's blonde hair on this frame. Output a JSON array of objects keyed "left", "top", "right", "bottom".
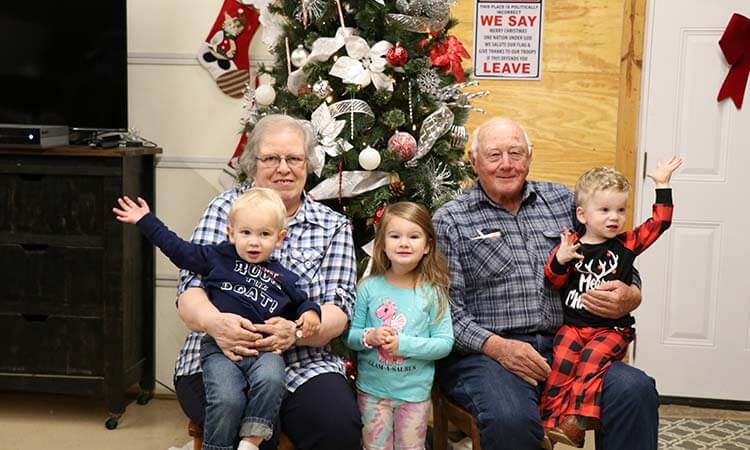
[
  {"left": 229, "top": 187, "right": 287, "bottom": 230},
  {"left": 575, "top": 166, "right": 631, "bottom": 208}
]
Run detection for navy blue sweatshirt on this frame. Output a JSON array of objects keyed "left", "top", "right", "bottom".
[{"left": 136, "top": 213, "right": 320, "bottom": 323}]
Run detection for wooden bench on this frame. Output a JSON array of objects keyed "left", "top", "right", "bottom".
[
  {"left": 431, "top": 387, "right": 569, "bottom": 450},
  {"left": 188, "top": 421, "right": 295, "bottom": 450},
  {"left": 431, "top": 387, "right": 481, "bottom": 450}
]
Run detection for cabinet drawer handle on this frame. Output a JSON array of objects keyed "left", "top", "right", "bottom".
[
  {"left": 21, "top": 314, "right": 49, "bottom": 322},
  {"left": 21, "top": 243, "right": 49, "bottom": 252}
]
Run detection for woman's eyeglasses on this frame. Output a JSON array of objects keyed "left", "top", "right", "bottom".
[{"left": 256, "top": 154, "right": 307, "bottom": 168}]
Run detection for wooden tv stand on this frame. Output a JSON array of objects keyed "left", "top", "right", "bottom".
[{"left": 0, "top": 145, "right": 161, "bottom": 429}]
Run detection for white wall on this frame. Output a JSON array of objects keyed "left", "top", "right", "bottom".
[{"left": 127, "top": 0, "right": 272, "bottom": 394}]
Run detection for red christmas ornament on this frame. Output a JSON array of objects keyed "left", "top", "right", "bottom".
[
  {"left": 428, "top": 35, "right": 470, "bottom": 82},
  {"left": 343, "top": 358, "right": 357, "bottom": 381},
  {"left": 373, "top": 204, "right": 387, "bottom": 226},
  {"left": 386, "top": 43, "right": 409, "bottom": 67},
  {"left": 387, "top": 132, "right": 417, "bottom": 161}
]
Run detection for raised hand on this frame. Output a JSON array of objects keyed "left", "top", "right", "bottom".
[
  {"left": 112, "top": 196, "right": 150, "bottom": 224},
  {"left": 556, "top": 229, "right": 583, "bottom": 265},
  {"left": 647, "top": 156, "right": 683, "bottom": 188}
]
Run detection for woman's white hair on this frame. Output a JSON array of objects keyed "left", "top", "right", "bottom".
[{"left": 237, "top": 114, "right": 316, "bottom": 177}]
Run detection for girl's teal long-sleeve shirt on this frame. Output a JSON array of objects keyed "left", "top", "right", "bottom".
[{"left": 346, "top": 275, "right": 454, "bottom": 402}]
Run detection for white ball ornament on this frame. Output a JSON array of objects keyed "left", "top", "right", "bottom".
[
  {"left": 254, "top": 84, "right": 276, "bottom": 106},
  {"left": 358, "top": 146, "right": 381, "bottom": 170},
  {"left": 290, "top": 45, "right": 310, "bottom": 68}
]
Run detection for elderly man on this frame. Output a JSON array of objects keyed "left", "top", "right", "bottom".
[{"left": 432, "top": 117, "right": 658, "bottom": 450}]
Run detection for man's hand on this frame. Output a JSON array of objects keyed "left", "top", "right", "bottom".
[
  {"left": 482, "top": 335, "right": 551, "bottom": 386},
  {"left": 581, "top": 280, "right": 641, "bottom": 319},
  {"left": 204, "top": 312, "right": 261, "bottom": 361},
  {"left": 296, "top": 310, "right": 321, "bottom": 338},
  {"left": 253, "top": 317, "right": 298, "bottom": 354}
]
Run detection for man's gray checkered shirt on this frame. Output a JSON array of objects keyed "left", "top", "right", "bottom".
[
  {"left": 433, "top": 180, "right": 640, "bottom": 354},
  {"left": 173, "top": 185, "right": 357, "bottom": 392}
]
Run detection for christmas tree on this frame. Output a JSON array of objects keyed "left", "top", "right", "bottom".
[{"left": 241, "top": 0, "right": 486, "bottom": 258}]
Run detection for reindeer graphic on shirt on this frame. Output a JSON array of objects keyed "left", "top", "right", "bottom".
[{"left": 565, "top": 251, "right": 620, "bottom": 310}]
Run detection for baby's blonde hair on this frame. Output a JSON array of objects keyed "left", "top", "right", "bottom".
[
  {"left": 575, "top": 166, "right": 631, "bottom": 208},
  {"left": 229, "top": 187, "right": 287, "bottom": 230}
]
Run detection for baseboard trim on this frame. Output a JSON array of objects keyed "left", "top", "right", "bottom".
[{"left": 660, "top": 396, "right": 750, "bottom": 411}]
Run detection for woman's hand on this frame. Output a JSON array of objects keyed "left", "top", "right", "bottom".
[
  {"left": 253, "top": 317, "right": 298, "bottom": 354},
  {"left": 204, "top": 312, "right": 262, "bottom": 361}
]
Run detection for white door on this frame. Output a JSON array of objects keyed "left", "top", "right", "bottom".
[{"left": 633, "top": 0, "right": 750, "bottom": 401}]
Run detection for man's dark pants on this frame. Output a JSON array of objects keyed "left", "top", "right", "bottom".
[{"left": 437, "top": 333, "right": 659, "bottom": 450}]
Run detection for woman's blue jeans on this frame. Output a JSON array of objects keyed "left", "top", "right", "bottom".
[
  {"left": 200, "top": 337, "right": 286, "bottom": 450},
  {"left": 437, "top": 333, "right": 659, "bottom": 450}
]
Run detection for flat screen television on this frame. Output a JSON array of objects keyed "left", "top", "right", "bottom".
[{"left": 0, "top": 1, "right": 128, "bottom": 131}]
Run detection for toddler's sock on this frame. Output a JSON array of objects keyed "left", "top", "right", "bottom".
[{"left": 237, "top": 440, "right": 259, "bottom": 450}]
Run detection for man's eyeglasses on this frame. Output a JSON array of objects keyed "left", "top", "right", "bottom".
[
  {"left": 483, "top": 148, "right": 529, "bottom": 163},
  {"left": 256, "top": 154, "right": 307, "bottom": 168}
]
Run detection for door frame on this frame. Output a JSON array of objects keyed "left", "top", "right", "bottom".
[{"left": 615, "top": 0, "right": 647, "bottom": 230}]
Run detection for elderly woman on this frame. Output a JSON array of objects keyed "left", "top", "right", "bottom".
[{"left": 174, "top": 114, "right": 361, "bottom": 450}]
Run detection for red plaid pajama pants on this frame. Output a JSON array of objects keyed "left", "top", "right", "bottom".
[{"left": 539, "top": 325, "right": 635, "bottom": 428}]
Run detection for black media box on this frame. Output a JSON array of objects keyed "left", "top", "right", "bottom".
[{"left": 0, "top": 124, "right": 69, "bottom": 148}]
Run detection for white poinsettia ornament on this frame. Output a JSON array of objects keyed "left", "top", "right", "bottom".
[
  {"left": 330, "top": 36, "right": 394, "bottom": 91},
  {"left": 287, "top": 27, "right": 356, "bottom": 96},
  {"left": 306, "top": 103, "right": 353, "bottom": 176}
]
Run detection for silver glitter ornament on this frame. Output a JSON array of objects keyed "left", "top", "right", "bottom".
[
  {"left": 448, "top": 125, "right": 469, "bottom": 149},
  {"left": 312, "top": 79, "right": 333, "bottom": 99},
  {"left": 290, "top": 45, "right": 310, "bottom": 68}
]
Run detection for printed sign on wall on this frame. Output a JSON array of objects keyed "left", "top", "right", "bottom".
[{"left": 472, "top": 0, "right": 543, "bottom": 79}]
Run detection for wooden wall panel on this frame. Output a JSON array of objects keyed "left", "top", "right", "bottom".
[{"left": 452, "top": 0, "right": 628, "bottom": 187}]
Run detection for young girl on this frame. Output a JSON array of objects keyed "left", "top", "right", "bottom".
[{"left": 347, "top": 202, "right": 454, "bottom": 450}]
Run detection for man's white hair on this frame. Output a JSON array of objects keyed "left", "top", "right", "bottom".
[{"left": 470, "top": 117, "right": 533, "bottom": 157}]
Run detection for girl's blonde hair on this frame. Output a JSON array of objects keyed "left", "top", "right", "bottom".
[
  {"left": 229, "top": 187, "right": 287, "bottom": 230},
  {"left": 368, "top": 202, "right": 451, "bottom": 320}
]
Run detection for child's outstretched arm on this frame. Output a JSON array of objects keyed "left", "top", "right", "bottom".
[
  {"left": 623, "top": 156, "right": 683, "bottom": 255},
  {"left": 113, "top": 197, "right": 213, "bottom": 276},
  {"left": 112, "top": 196, "right": 150, "bottom": 224},
  {"left": 646, "top": 156, "right": 683, "bottom": 188}
]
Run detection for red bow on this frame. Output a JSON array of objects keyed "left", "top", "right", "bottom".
[
  {"left": 428, "top": 36, "right": 470, "bottom": 82},
  {"left": 717, "top": 13, "right": 750, "bottom": 108}
]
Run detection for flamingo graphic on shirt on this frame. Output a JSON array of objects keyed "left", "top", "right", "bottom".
[{"left": 374, "top": 300, "right": 406, "bottom": 365}]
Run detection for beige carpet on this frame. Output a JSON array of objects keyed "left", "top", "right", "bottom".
[{"left": 659, "top": 418, "right": 750, "bottom": 449}]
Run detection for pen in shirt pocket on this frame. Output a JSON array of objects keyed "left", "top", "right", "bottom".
[{"left": 470, "top": 228, "right": 502, "bottom": 241}]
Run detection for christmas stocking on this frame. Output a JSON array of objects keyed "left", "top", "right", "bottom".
[{"left": 198, "top": 0, "right": 260, "bottom": 98}]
